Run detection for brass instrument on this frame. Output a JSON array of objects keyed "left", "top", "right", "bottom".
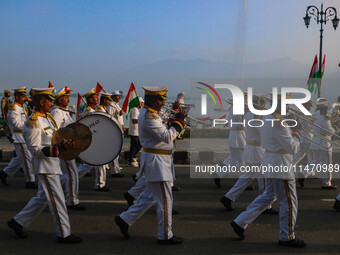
[{"left": 225, "top": 97, "right": 336, "bottom": 149}]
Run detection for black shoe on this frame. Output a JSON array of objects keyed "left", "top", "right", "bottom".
[
  {"left": 57, "top": 234, "right": 83, "bottom": 244},
  {"left": 245, "top": 185, "right": 254, "bottom": 190},
  {"left": 157, "top": 236, "right": 183, "bottom": 245},
  {"left": 95, "top": 186, "right": 111, "bottom": 192},
  {"left": 262, "top": 208, "right": 279, "bottom": 215},
  {"left": 124, "top": 192, "right": 135, "bottom": 207},
  {"left": 172, "top": 209, "right": 179, "bottom": 215},
  {"left": 7, "top": 219, "right": 27, "bottom": 238},
  {"left": 111, "top": 173, "right": 125, "bottom": 178},
  {"left": 278, "top": 238, "right": 306, "bottom": 248},
  {"left": 230, "top": 221, "right": 245, "bottom": 240},
  {"left": 132, "top": 174, "right": 138, "bottom": 183},
  {"left": 0, "top": 170, "right": 8, "bottom": 186},
  {"left": 297, "top": 178, "right": 305, "bottom": 188},
  {"left": 220, "top": 196, "right": 234, "bottom": 211},
  {"left": 25, "top": 182, "right": 37, "bottom": 189},
  {"left": 115, "top": 216, "right": 129, "bottom": 239},
  {"left": 172, "top": 185, "right": 181, "bottom": 192},
  {"left": 214, "top": 178, "right": 221, "bottom": 188},
  {"left": 321, "top": 185, "right": 337, "bottom": 190},
  {"left": 67, "top": 204, "right": 86, "bottom": 211},
  {"left": 333, "top": 199, "right": 340, "bottom": 211}
]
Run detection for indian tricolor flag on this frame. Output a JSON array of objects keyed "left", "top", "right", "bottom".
[
  {"left": 307, "top": 55, "right": 318, "bottom": 93},
  {"left": 76, "top": 92, "right": 87, "bottom": 120},
  {"left": 122, "top": 82, "right": 141, "bottom": 119}
]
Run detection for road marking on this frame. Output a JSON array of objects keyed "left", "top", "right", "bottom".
[
  {"left": 321, "top": 199, "right": 335, "bottom": 202},
  {"left": 80, "top": 200, "right": 127, "bottom": 204}
]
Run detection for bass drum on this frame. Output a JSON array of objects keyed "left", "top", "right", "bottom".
[{"left": 77, "top": 112, "right": 123, "bottom": 165}]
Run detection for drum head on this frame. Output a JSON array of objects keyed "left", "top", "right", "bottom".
[{"left": 78, "top": 112, "right": 123, "bottom": 165}]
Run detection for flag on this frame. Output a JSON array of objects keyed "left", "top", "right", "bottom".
[
  {"left": 48, "top": 81, "right": 54, "bottom": 88},
  {"left": 96, "top": 82, "right": 103, "bottom": 94},
  {"left": 122, "top": 82, "right": 140, "bottom": 119},
  {"left": 307, "top": 55, "right": 318, "bottom": 93},
  {"left": 218, "top": 114, "right": 227, "bottom": 119},
  {"left": 315, "top": 55, "right": 326, "bottom": 94},
  {"left": 201, "top": 116, "right": 210, "bottom": 121},
  {"left": 76, "top": 92, "right": 87, "bottom": 120}
]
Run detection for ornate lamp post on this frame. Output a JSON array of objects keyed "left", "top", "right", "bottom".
[{"left": 303, "top": 4, "right": 339, "bottom": 97}]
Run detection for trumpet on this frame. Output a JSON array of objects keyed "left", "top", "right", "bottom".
[
  {"left": 226, "top": 96, "right": 338, "bottom": 148},
  {"left": 288, "top": 107, "right": 340, "bottom": 142}
]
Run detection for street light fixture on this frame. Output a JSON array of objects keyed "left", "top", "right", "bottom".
[{"left": 303, "top": 4, "right": 338, "bottom": 97}]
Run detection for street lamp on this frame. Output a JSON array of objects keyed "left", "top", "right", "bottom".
[{"left": 303, "top": 4, "right": 338, "bottom": 97}]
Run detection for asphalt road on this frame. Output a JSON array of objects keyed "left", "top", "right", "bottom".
[{"left": 0, "top": 165, "right": 340, "bottom": 255}]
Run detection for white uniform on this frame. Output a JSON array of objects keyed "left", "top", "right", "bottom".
[
  {"left": 218, "top": 106, "right": 246, "bottom": 178},
  {"left": 51, "top": 106, "right": 80, "bottom": 206},
  {"left": 120, "top": 107, "right": 183, "bottom": 240},
  {"left": 107, "top": 101, "right": 123, "bottom": 174},
  {"left": 77, "top": 106, "right": 97, "bottom": 179},
  {"left": 3, "top": 102, "right": 34, "bottom": 183},
  {"left": 224, "top": 112, "right": 266, "bottom": 203},
  {"left": 234, "top": 114, "right": 300, "bottom": 242},
  {"left": 14, "top": 111, "right": 71, "bottom": 238},
  {"left": 293, "top": 115, "right": 314, "bottom": 166},
  {"left": 307, "top": 114, "right": 335, "bottom": 186}
]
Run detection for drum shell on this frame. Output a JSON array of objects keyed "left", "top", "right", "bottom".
[{"left": 77, "top": 112, "right": 123, "bottom": 165}]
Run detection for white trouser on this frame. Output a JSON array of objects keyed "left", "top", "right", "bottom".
[
  {"left": 14, "top": 174, "right": 71, "bottom": 238},
  {"left": 60, "top": 159, "right": 79, "bottom": 206},
  {"left": 4, "top": 143, "right": 35, "bottom": 182},
  {"left": 77, "top": 163, "right": 93, "bottom": 179},
  {"left": 95, "top": 165, "right": 107, "bottom": 189},
  {"left": 235, "top": 178, "right": 297, "bottom": 241},
  {"left": 225, "top": 165, "right": 272, "bottom": 210},
  {"left": 305, "top": 149, "right": 332, "bottom": 186},
  {"left": 302, "top": 149, "right": 318, "bottom": 178},
  {"left": 128, "top": 176, "right": 147, "bottom": 199},
  {"left": 120, "top": 181, "right": 173, "bottom": 240},
  {"left": 108, "top": 157, "right": 121, "bottom": 174},
  {"left": 292, "top": 142, "right": 312, "bottom": 166},
  {"left": 217, "top": 147, "right": 244, "bottom": 179}
]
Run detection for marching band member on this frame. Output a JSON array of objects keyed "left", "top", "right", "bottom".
[
  {"left": 115, "top": 86, "right": 185, "bottom": 244},
  {"left": 220, "top": 96, "right": 277, "bottom": 215},
  {"left": 51, "top": 86, "right": 85, "bottom": 210},
  {"left": 301, "top": 98, "right": 339, "bottom": 189},
  {"left": 95, "top": 92, "right": 115, "bottom": 190},
  {"left": 231, "top": 94, "right": 306, "bottom": 248},
  {"left": 107, "top": 90, "right": 124, "bottom": 177},
  {"left": 0, "top": 87, "right": 35, "bottom": 188},
  {"left": 7, "top": 88, "right": 82, "bottom": 244},
  {"left": 292, "top": 101, "right": 314, "bottom": 187},
  {"left": 214, "top": 93, "right": 247, "bottom": 188},
  {"left": 77, "top": 89, "right": 113, "bottom": 191}
]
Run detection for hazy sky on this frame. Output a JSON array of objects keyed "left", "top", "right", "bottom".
[{"left": 0, "top": 0, "right": 339, "bottom": 93}]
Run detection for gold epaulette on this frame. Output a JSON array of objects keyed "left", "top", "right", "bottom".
[
  {"left": 26, "top": 112, "right": 39, "bottom": 128},
  {"left": 144, "top": 106, "right": 159, "bottom": 119},
  {"left": 273, "top": 113, "right": 283, "bottom": 128},
  {"left": 9, "top": 103, "right": 15, "bottom": 111},
  {"left": 145, "top": 111, "right": 159, "bottom": 119}
]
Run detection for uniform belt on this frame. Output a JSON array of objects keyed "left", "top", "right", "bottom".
[
  {"left": 12, "top": 130, "right": 22, "bottom": 134},
  {"left": 231, "top": 128, "right": 244, "bottom": 131},
  {"left": 246, "top": 141, "right": 261, "bottom": 146},
  {"left": 143, "top": 148, "right": 172, "bottom": 155},
  {"left": 265, "top": 149, "right": 288, "bottom": 154}
]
